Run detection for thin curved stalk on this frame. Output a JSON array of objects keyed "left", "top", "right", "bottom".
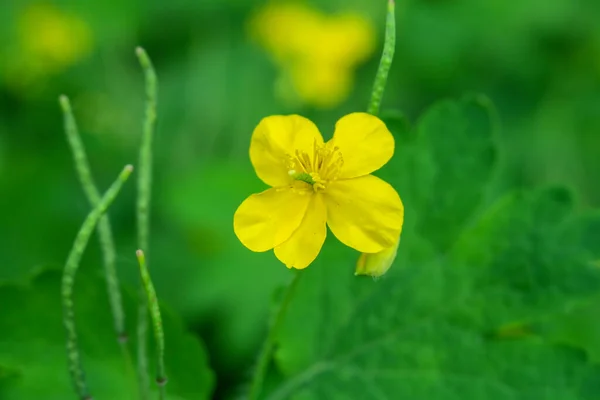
[
  {"left": 136, "top": 250, "right": 167, "bottom": 400},
  {"left": 367, "top": 0, "right": 396, "bottom": 116},
  {"left": 59, "top": 95, "right": 127, "bottom": 343},
  {"left": 62, "top": 165, "right": 133, "bottom": 399},
  {"left": 135, "top": 46, "right": 158, "bottom": 400}
]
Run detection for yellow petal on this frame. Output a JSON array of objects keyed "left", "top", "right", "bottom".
[
  {"left": 275, "top": 194, "right": 327, "bottom": 269},
  {"left": 290, "top": 62, "right": 352, "bottom": 109},
  {"left": 250, "top": 115, "right": 324, "bottom": 187},
  {"left": 325, "top": 175, "right": 403, "bottom": 253},
  {"left": 355, "top": 236, "right": 401, "bottom": 278},
  {"left": 318, "top": 14, "right": 375, "bottom": 65},
  {"left": 234, "top": 184, "right": 312, "bottom": 252},
  {"left": 248, "top": 3, "right": 322, "bottom": 61},
  {"left": 331, "top": 113, "right": 394, "bottom": 179}
]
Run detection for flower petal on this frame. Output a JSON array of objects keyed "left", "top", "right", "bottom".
[
  {"left": 318, "top": 14, "right": 376, "bottom": 65},
  {"left": 325, "top": 175, "right": 403, "bottom": 253},
  {"left": 331, "top": 113, "right": 394, "bottom": 179},
  {"left": 250, "top": 115, "right": 324, "bottom": 187},
  {"left": 290, "top": 63, "right": 352, "bottom": 109},
  {"left": 234, "top": 184, "right": 312, "bottom": 252},
  {"left": 275, "top": 194, "right": 327, "bottom": 269}
]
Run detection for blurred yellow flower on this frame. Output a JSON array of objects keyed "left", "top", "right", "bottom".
[
  {"left": 234, "top": 113, "right": 404, "bottom": 270},
  {"left": 6, "top": 4, "right": 92, "bottom": 86},
  {"left": 249, "top": 2, "right": 375, "bottom": 108}
]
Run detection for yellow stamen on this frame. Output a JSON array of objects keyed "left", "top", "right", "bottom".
[{"left": 287, "top": 142, "right": 343, "bottom": 192}]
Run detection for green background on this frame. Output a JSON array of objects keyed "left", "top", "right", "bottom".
[{"left": 1, "top": 0, "right": 600, "bottom": 399}]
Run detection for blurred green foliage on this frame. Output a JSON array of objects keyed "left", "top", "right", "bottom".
[
  {"left": 0, "top": 0, "right": 599, "bottom": 399},
  {"left": 0, "top": 269, "right": 213, "bottom": 399}
]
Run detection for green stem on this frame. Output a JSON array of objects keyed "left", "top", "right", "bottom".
[
  {"left": 59, "top": 95, "right": 128, "bottom": 343},
  {"left": 248, "top": 271, "right": 303, "bottom": 400},
  {"left": 367, "top": 0, "right": 396, "bottom": 116},
  {"left": 136, "top": 250, "right": 167, "bottom": 400},
  {"left": 137, "top": 292, "right": 150, "bottom": 400},
  {"left": 62, "top": 165, "right": 133, "bottom": 400},
  {"left": 135, "top": 46, "right": 158, "bottom": 400}
]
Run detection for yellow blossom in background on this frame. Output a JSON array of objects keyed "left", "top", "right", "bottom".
[
  {"left": 233, "top": 113, "right": 404, "bottom": 270},
  {"left": 5, "top": 4, "right": 93, "bottom": 88},
  {"left": 249, "top": 2, "right": 376, "bottom": 108}
]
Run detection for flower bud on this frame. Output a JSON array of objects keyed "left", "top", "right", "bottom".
[{"left": 355, "top": 236, "right": 400, "bottom": 278}]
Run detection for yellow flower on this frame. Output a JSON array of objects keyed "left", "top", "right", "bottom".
[
  {"left": 287, "top": 61, "right": 353, "bottom": 109},
  {"left": 19, "top": 4, "right": 92, "bottom": 68},
  {"left": 4, "top": 4, "right": 93, "bottom": 88},
  {"left": 233, "top": 113, "right": 404, "bottom": 269},
  {"left": 249, "top": 2, "right": 375, "bottom": 108}
]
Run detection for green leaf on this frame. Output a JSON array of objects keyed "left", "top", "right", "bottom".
[
  {"left": 541, "top": 297, "right": 600, "bottom": 365},
  {"left": 377, "top": 97, "right": 499, "bottom": 254},
  {"left": 573, "top": 213, "right": 600, "bottom": 260},
  {"left": 411, "top": 95, "right": 499, "bottom": 251},
  {"left": 0, "top": 268, "right": 214, "bottom": 399},
  {"left": 451, "top": 187, "right": 600, "bottom": 327},
  {"left": 529, "top": 213, "right": 600, "bottom": 363},
  {"left": 267, "top": 185, "right": 600, "bottom": 399}
]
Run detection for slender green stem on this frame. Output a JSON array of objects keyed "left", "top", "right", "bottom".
[
  {"left": 59, "top": 95, "right": 127, "bottom": 343},
  {"left": 135, "top": 47, "right": 156, "bottom": 252},
  {"left": 135, "top": 46, "right": 158, "bottom": 400},
  {"left": 248, "top": 271, "right": 303, "bottom": 400},
  {"left": 62, "top": 165, "right": 133, "bottom": 400},
  {"left": 367, "top": 0, "right": 396, "bottom": 116},
  {"left": 136, "top": 250, "right": 167, "bottom": 400},
  {"left": 137, "top": 295, "right": 150, "bottom": 400}
]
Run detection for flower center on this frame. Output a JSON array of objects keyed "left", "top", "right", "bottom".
[{"left": 287, "top": 141, "right": 343, "bottom": 192}]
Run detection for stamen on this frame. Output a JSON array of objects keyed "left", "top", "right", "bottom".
[
  {"left": 286, "top": 142, "right": 344, "bottom": 192},
  {"left": 312, "top": 139, "right": 318, "bottom": 170}
]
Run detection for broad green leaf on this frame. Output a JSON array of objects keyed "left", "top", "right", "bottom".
[
  {"left": 451, "top": 188, "right": 600, "bottom": 327},
  {"left": 268, "top": 185, "right": 600, "bottom": 399},
  {"left": 0, "top": 268, "right": 214, "bottom": 399},
  {"left": 574, "top": 213, "right": 600, "bottom": 261},
  {"left": 412, "top": 95, "right": 498, "bottom": 251},
  {"left": 540, "top": 297, "right": 600, "bottom": 365},
  {"left": 527, "top": 213, "right": 600, "bottom": 363}
]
